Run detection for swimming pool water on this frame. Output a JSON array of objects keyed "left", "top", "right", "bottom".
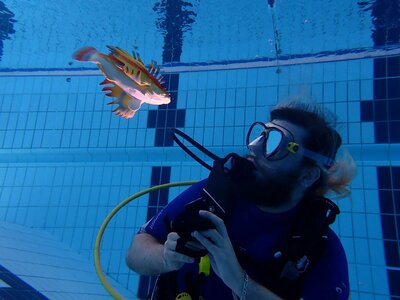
[{"left": 0, "top": 0, "right": 399, "bottom": 299}]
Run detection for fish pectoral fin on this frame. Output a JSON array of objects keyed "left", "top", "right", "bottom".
[
  {"left": 101, "top": 83, "right": 125, "bottom": 98},
  {"left": 108, "top": 92, "right": 142, "bottom": 119},
  {"left": 99, "top": 78, "right": 113, "bottom": 85},
  {"left": 127, "top": 97, "right": 143, "bottom": 111}
]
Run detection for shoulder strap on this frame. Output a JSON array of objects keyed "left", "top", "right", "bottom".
[
  {"left": 275, "top": 197, "right": 339, "bottom": 280},
  {"left": 259, "top": 197, "right": 340, "bottom": 299}
]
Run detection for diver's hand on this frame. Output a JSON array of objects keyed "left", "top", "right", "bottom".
[
  {"left": 163, "top": 232, "right": 195, "bottom": 272},
  {"left": 191, "top": 210, "right": 244, "bottom": 293}
]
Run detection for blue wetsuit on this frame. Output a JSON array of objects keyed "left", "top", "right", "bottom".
[{"left": 143, "top": 180, "right": 349, "bottom": 299}]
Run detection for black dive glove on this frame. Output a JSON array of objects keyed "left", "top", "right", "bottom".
[{"left": 170, "top": 153, "right": 255, "bottom": 258}]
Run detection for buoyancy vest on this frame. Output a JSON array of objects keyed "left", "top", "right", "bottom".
[
  {"left": 235, "top": 195, "right": 339, "bottom": 299},
  {"left": 149, "top": 195, "right": 340, "bottom": 300}
]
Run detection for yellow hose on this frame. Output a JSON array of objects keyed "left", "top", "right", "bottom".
[{"left": 94, "top": 181, "right": 198, "bottom": 299}]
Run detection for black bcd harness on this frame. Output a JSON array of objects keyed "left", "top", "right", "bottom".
[{"left": 235, "top": 195, "right": 339, "bottom": 299}]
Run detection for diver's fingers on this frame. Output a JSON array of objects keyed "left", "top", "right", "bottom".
[
  {"left": 198, "top": 210, "right": 228, "bottom": 237},
  {"left": 164, "top": 232, "right": 179, "bottom": 250},
  {"left": 193, "top": 229, "right": 222, "bottom": 248},
  {"left": 167, "top": 232, "right": 180, "bottom": 241},
  {"left": 163, "top": 232, "right": 195, "bottom": 267},
  {"left": 164, "top": 246, "right": 194, "bottom": 264},
  {"left": 192, "top": 231, "right": 218, "bottom": 253}
]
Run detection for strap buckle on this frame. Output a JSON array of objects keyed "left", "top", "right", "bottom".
[
  {"left": 280, "top": 255, "right": 310, "bottom": 280},
  {"left": 324, "top": 199, "right": 340, "bottom": 224}
]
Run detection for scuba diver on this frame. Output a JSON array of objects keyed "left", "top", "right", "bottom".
[{"left": 126, "top": 100, "right": 356, "bottom": 300}]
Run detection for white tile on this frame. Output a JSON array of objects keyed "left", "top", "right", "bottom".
[
  {"left": 354, "top": 238, "right": 370, "bottom": 264},
  {"left": 356, "top": 265, "right": 375, "bottom": 293},
  {"left": 368, "top": 240, "right": 386, "bottom": 266},
  {"left": 352, "top": 214, "right": 367, "bottom": 238},
  {"left": 364, "top": 189, "right": 380, "bottom": 214},
  {"left": 361, "top": 122, "right": 375, "bottom": 144},
  {"left": 366, "top": 214, "right": 383, "bottom": 240}
]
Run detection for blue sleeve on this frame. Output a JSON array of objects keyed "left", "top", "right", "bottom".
[
  {"left": 302, "top": 229, "right": 350, "bottom": 300},
  {"left": 142, "top": 179, "right": 208, "bottom": 243}
]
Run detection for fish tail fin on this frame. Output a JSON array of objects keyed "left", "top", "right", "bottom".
[{"left": 73, "top": 47, "right": 97, "bottom": 61}]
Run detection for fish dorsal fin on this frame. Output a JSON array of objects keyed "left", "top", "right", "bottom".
[
  {"left": 147, "top": 61, "right": 154, "bottom": 73},
  {"left": 108, "top": 46, "right": 146, "bottom": 70},
  {"left": 105, "top": 46, "right": 167, "bottom": 93},
  {"left": 154, "top": 66, "right": 160, "bottom": 76},
  {"left": 153, "top": 62, "right": 161, "bottom": 76},
  {"left": 137, "top": 53, "right": 144, "bottom": 64}
]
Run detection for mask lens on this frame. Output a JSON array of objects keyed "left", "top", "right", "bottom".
[
  {"left": 247, "top": 123, "right": 267, "bottom": 147},
  {"left": 266, "top": 130, "right": 283, "bottom": 155},
  {"left": 247, "top": 123, "right": 286, "bottom": 160}
]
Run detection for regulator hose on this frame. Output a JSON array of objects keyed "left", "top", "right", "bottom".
[{"left": 94, "top": 181, "right": 198, "bottom": 299}]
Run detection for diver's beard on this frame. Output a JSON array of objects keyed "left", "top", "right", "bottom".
[{"left": 238, "top": 168, "right": 301, "bottom": 208}]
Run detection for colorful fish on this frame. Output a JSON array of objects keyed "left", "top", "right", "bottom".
[{"left": 72, "top": 46, "right": 170, "bottom": 118}]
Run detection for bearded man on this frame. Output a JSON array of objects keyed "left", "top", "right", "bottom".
[{"left": 126, "top": 101, "right": 356, "bottom": 300}]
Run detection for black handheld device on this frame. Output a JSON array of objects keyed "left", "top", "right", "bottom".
[
  {"left": 169, "top": 129, "right": 256, "bottom": 258},
  {"left": 171, "top": 188, "right": 226, "bottom": 257},
  {"left": 170, "top": 153, "right": 256, "bottom": 257}
]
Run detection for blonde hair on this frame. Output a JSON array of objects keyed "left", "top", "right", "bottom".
[{"left": 315, "top": 150, "right": 357, "bottom": 199}]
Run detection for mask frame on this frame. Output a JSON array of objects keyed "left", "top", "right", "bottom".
[{"left": 246, "top": 121, "right": 335, "bottom": 168}]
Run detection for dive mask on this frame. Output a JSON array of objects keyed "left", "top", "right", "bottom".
[{"left": 246, "top": 121, "right": 335, "bottom": 168}]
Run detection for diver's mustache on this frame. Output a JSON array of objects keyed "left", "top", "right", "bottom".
[
  {"left": 244, "top": 154, "right": 259, "bottom": 170},
  {"left": 223, "top": 154, "right": 257, "bottom": 182}
]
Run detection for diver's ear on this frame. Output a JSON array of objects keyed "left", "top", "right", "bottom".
[{"left": 301, "top": 166, "right": 321, "bottom": 189}]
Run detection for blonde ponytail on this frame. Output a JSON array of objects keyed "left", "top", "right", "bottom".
[{"left": 316, "top": 150, "right": 357, "bottom": 199}]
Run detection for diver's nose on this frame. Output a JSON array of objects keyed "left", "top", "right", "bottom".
[
  {"left": 247, "top": 138, "right": 264, "bottom": 157},
  {"left": 247, "top": 144, "right": 257, "bottom": 154}
]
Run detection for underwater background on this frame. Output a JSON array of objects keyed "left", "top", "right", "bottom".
[{"left": 0, "top": 0, "right": 399, "bottom": 299}]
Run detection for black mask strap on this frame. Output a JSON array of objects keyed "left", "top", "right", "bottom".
[{"left": 170, "top": 128, "right": 222, "bottom": 171}]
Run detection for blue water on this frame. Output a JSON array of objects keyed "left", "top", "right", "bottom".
[{"left": 0, "top": 0, "right": 399, "bottom": 299}]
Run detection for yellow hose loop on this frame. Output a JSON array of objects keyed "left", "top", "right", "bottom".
[{"left": 94, "top": 181, "right": 198, "bottom": 299}]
